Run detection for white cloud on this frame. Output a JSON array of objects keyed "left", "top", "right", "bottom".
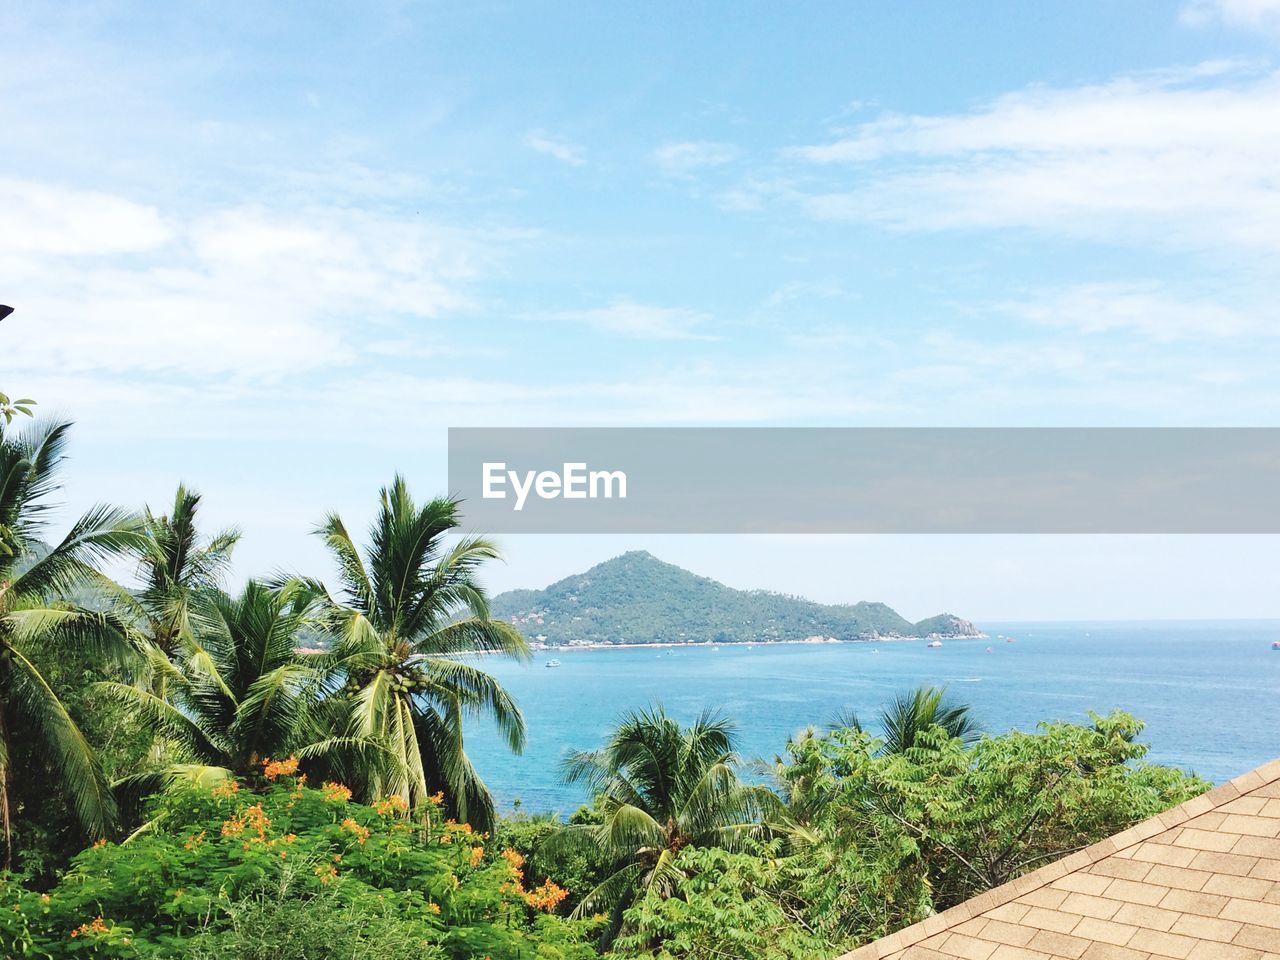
[
  {"left": 2, "top": 182, "right": 489, "bottom": 379},
  {"left": 0, "top": 178, "right": 171, "bottom": 255},
  {"left": 524, "top": 130, "right": 585, "bottom": 166},
  {"left": 543, "top": 301, "right": 716, "bottom": 340},
  {"left": 1182, "top": 0, "right": 1280, "bottom": 28},
  {"left": 654, "top": 141, "right": 741, "bottom": 178},
  {"left": 790, "top": 65, "right": 1280, "bottom": 253},
  {"left": 995, "top": 283, "right": 1264, "bottom": 342}
]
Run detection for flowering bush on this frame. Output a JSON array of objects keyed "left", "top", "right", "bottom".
[{"left": 0, "top": 777, "right": 599, "bottom": 959}]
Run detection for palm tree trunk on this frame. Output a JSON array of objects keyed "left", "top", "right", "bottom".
[{"left": 0, "top": 700, "right": 14, "bottom": 871}]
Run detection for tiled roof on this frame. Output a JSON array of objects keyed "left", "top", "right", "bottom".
[{"left": 838, "top": 758, "right": 1280, "bottom": 960}]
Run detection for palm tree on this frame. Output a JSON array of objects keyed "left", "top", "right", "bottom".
[
  {"left": 559, "top": 705, "right": 776, "bottom": 934},
  {"left": 101, "top": 578, "right": 334, "bottom": 795},
  {"left": 134, "top": 484, "right": 240, "bottom": 661},
  {"left": 314, "top": 477, "right": 528, "bottom": 831},
  {"left": 834, "top": 685, "right": 980, "bottom": 754},
  {"left": 0, "top": 418, "right": 146, "bottom": 865}
]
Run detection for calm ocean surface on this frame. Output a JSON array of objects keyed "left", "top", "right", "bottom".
[{"left": 464, "top": 621, "right": 1280, "bottom": 813}]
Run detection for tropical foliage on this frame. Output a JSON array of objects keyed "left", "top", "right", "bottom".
[
  {"left": 765, "top": 709, "right": 1208, "bottom": 946},
  {"left": 559, "top": 706, "right": 777, "bottom": 941},
  {"left": 101, "top": 578, "right": 336, "bottom": 804},
  {"left": 615, "top": 844, "right": 830, "bottom": 960},
  {"left": 129, "top": 484, "right": 239, "bottom": 666},
  {"left": 0, "top": 406, "right": 1213, "bottom": 960},
  {"left": 0, "top": 775, "right": 599, "bottom": 958},
  {"left": 0, "top": 417, "right": 145, "bottom": 867},
  {"left": 313, "top": 477, "right": 530, "bottom": 831},
  {"left": 833, "top": 684, "right": 980, "bottom": 754}
]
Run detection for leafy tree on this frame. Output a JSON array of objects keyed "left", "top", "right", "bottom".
[
  {"left": 772, "top": 709, "right": 1209, "bottom": 950},
  {"left": 616, "top": 844, "right": 832, "bottom": 960},
  {"left": 0, "top": 418, "right": 145, "bottom": 866},
  {"left": 864, "top": 711, "right": 1207, "bottom": 906},
  {"left": 559, "top": 705, "right": 777, "bottom": 939},
  {"left": 834, "top": 685, "right": 979, "bottom": 754},
  {"left": 314, "top": 477, "right": 528, "bottom": 830}
]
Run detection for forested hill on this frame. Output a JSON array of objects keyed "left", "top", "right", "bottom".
[{"left": 490, "top": 551, "right": 980, "bottom": 646}]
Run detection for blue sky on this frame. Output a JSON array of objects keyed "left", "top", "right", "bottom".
[{"left": 5, "top": 0, "right": 1280, "bottom": 619}]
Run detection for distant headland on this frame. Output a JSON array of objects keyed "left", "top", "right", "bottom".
[{"left": 490, "top": 550, "right": 983, "bottom": 649}]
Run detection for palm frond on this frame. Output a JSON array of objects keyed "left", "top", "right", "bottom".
[
  {"left": 11, "top": 504, "right": 146, "bottom": 599},
  {"left": 420, "top": 656, "right": 527, "bottom": 752},
  {"left": 314, "top": 513, "right": 376, "bottom": 616},
  {"left": 7, "top": 646, "right": 117, "bottom": 838}
]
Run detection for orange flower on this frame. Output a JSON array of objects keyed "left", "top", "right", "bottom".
[
  {"left": 183, "top": 830, "right": 206, "bottom": 850},
  {"left": 211, "top": 779, "right": 239, "bottom": 798},
  {"left": 524, "top": 879, "right": 569, "bottom": 912},
  {"left": 70, "top": 916, "right": 111, "bottom": 939},
  {"left": 91, "top": 838, "right": 108, "bottom": 849},
  {"left": 469, "top": 845, "right": 485, "bottom": 867},
  {"left": 340, "top": 817, "right": 371, "bottom": 844},
  {"left": 321, "top": 781, "right": 353, "bottom": 803},
  {"left": 428, "top": 902, "right": 441, "bottom": 914},
  {"left": 221, "top": 803, "right": 271, "bottom": 842},
  {"left": 373, "top": 794, "right": 409, "bottom": 816},
  {"left": 262, "top": 755, "right": 299, "bottom": 780},
  {"left": 500, "top": 848, "right": 525, "bottom": 872},
  {"left": 314, "top": 863, "right": 338, "bottom": 884}
]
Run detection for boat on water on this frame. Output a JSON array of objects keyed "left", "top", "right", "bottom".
[
  {"left": 1272, "top": 641, "right": 1280, "bottom": 650},
  {"left": 927, "top": 640, "right": 943, "bottom": 648},
  {"left": 544, "top": 659, "right": 561, "bottom": 668}
]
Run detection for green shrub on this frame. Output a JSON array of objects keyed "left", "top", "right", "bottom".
[
  {"left": 0, "top": 772, "right": 600, "bottom": 959},
  {"left": 183, "top": 877, "right": 444, "bottom": 960},
  {"left": 616, "top": 845, "right": 832, "bottom": 960}
]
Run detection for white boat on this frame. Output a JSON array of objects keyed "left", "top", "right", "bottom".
[
  {"left": 544, "top": 659, "right": 561, "bottom": 668},
  {"left": 1272, "top": 641, "right": 1280, "bottom": 651},
  {"left": 927, "top": 640, "right": 943, "bottom": 649}
]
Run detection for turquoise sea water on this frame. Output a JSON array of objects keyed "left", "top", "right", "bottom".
[{"left": 464, "top": 621, "right": 1280, "bottom": 813}]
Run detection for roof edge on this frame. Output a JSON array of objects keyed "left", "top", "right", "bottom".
[{"left": 835, "top": 755, "right": 1280, "bottom": 960}]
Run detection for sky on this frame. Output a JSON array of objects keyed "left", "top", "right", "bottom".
[{"left": 5, "top": 0, "right": 1280, "bottom": 621}]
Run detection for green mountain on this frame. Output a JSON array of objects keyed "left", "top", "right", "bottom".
[{"left": 490, "top": 551, "right": 980, "bottom": 646}]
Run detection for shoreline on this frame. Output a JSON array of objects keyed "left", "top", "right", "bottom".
[{"left": 530, "top": 633, "right": 989, "bottom": 653}]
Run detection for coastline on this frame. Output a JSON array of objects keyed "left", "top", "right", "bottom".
[{"left": 530, "top": 632, "right": 988, "bottom": 653}]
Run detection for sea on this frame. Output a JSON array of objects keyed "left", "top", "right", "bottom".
[{"left": 463, "top": 620, "right": 1280, "bottom": 814}]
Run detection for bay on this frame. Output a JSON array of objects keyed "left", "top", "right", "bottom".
[{"left": 463, "top": 620, "right": 1280, "bottom": 813}]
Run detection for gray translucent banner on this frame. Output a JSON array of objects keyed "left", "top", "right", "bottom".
[{"left": 447, "top": 428, "right": 1280, "bottom": 533}]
